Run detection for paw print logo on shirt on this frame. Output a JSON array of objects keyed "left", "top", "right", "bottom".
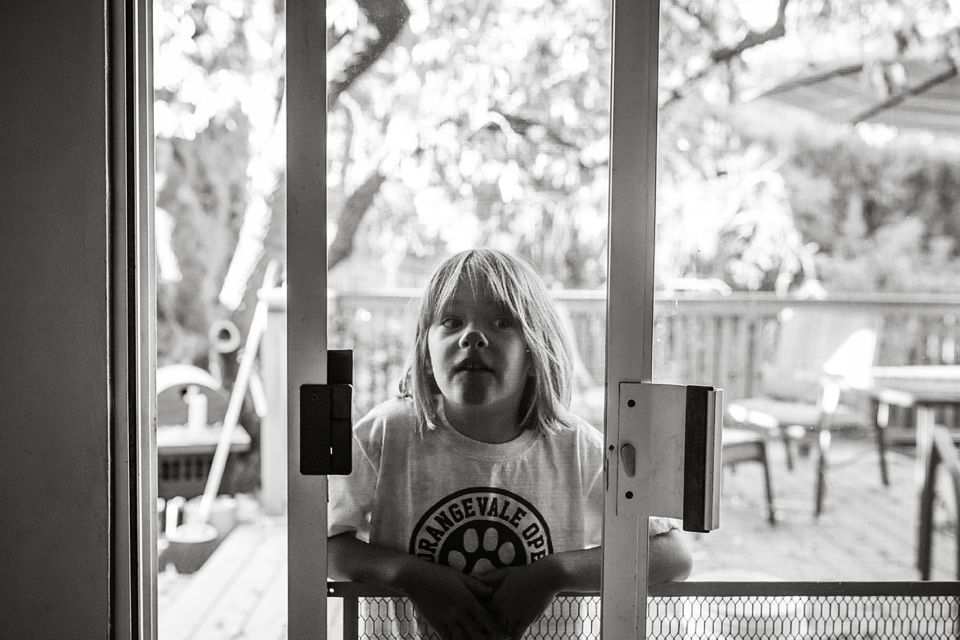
[
  {"left": 410, "top": 488, "right": 554, "bottom": 574},
  {"left": 444, "top": 521, "right": 522, "bottom": 574}
]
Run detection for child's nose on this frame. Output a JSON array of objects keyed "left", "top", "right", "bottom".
[{"left": 458, "top": 326, "right": 488, "bottom": 348}]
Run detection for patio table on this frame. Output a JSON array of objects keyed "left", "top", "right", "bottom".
[
  {"left": 858, "top": 365, "right": 960, "bottom": 486},
  {"left": 851, "top": 366, "right": 960, "bottom": 580}
]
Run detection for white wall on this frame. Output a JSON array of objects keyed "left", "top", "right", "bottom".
[{"left": 0, "top": 1, "right": 112, "bottom": 636}]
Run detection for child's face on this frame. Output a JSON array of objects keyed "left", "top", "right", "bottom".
[{"left": 427, "top": 284, "right": 531, "bottom": 419}]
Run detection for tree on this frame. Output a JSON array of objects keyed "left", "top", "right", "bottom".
[
  {"left": 780, "top": 131, "right": 960, "bottom": 293},
  {"left": 324, "top": 0, "right": 614, "bottom": 288},
  {"left": 156, "top": 0, "right": 960, "bottom": 371},
  {"left": 155, "top": 0, "right": 411, "bottom": 365},
  {"left": 655, "top": 0, "right": 960, "bottom": 292}
]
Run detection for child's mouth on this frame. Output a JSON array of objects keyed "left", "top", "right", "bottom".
[{"left": 455, "top": 358, "right": 491, "bottom": 374}]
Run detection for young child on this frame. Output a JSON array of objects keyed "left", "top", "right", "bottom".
[{"left": 327, "top": 249, "right": 692, "bottom": 640}]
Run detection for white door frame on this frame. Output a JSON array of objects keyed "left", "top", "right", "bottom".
[
  {"left": 286, "top": 0, "right": 331, "bottom": 637},
  {"left": 602, "top": 0, "right": 664, "bottom": 638},
  {"left": 120, "top": 0, "right": 692, "bottom": 636},
  {"left": 112, "top": 0, "right": 158, "bottom": 637},
  {"left": 283, "top": 0, "right": 665, "bottom": 637}
]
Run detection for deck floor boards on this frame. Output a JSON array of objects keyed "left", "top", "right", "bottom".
[
  {"left": 694, "top": 437, "right": 956, "bottom": 582},
  {"left": 189, "top": 521, "right": 286, "bottom": 639},
  {"left": 158, "top": 437, "right": 958, "bottom": 639},
  {"left": 160, "top": 520, "right": 287, "bottom": 639}
]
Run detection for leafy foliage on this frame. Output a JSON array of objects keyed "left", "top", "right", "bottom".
[
  {"left": 656, "top": 0, "right": 960, "bottom": 293},
  {"left": 155, "top": 0, "right": 285, "bottom": 367},
  {"left": 782, "top": 132, "right": 960, "bottom": 292},
  {"left": 326, "top": 0, "right": 613, "bottom": 288},
  {"left": 155, "top": 0, "right": 960, "bottom": 368}
]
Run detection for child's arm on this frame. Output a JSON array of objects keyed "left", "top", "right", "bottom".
[
  {"left": 649, "top": 528, "right": 693, "bottom": 584},
  {"left": 328, "top": 533, "right": 507, "bottom": 640},
  {"left": 479, "top": 547, "right": 600, "bottom": 640},
  {"left": 480, "top": 530, "right": 692, "bottom": 640}
]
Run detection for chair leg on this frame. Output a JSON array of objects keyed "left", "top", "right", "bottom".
[
  {"left": 814, "top": 428, "right": 832, "bottom": 518},
  {"left": 781, "top": 429, "right": 795, "bottom": 471},
  {"left": 759, "top": 443, "right": 777, "bottom": 526},
  {"left": 874, "top": 401, "right": 890, "bottom": 486},
  {"left": 917, "top": 491, "right": 933, "bottom": 581},
  {"left": 722, "top": 438, "right": 778, "bottom": 526}
]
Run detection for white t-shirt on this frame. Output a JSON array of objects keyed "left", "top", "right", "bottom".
[
  {"left": 329, "top": 397, "right": 676, "bottom": 566},
  {"left": 327, "top": 397, "right": 678, "bottom": 640}
]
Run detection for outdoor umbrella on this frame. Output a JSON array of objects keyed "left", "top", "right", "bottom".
[{"left": 754, "top": 57, "right": 960, "bottom": 137}]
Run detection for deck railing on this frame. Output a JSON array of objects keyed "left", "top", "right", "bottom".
[
  {"left": 254, "top": 289, "right": 960, "bottom": 514},
  {"left": 326, "top": 291, "right": 960, "bottom": 420},
  {"left": 328, "top": 580, "right": 960, "bottom": 639}
]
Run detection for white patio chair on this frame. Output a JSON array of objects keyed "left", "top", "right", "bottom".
[{"left": 725, "top": 307, "right": 884, "bottom": 517}]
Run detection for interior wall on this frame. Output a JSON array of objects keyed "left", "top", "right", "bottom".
[{"left": 0, "top": 1, "right": 111, "bottom": 636}]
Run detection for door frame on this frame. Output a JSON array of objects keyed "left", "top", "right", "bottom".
[
  {"left": 121, "top": 0, "right": 666, "bottom": 636},
  {"left": 286, "top": 0, "right": 331, "bottom": 637},
  {"left": 110, "top": 0, "right": 157, "bottom": 637},
  {"left": 284, "top": 0, "right": 665, "bottom": 638},
  {"left": 123, "top": 0, "right": 959, "bottom": 637},
  {"left": 601, "top": 0, "right": 664, "bottom": 637}
]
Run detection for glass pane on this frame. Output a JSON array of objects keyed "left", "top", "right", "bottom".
[
  {"left": 326, "top": 0, "right": 611, "bottom": 636},
  {"left": 154, "top": 0, "right": 289, "bottom": 636},
  {"left": 654, "top": 0, "right": 960, "bottom": 585}
]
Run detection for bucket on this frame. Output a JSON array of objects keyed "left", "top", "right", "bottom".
[{"left": 165, "top": 522, "right": 219, "bottom": 574}]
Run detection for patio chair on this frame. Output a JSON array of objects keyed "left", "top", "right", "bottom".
[
  {"left": 725, "top": 307, "right": 884, "bottom": 517},
  {"left": 722, "top": 428, "right": 777, "bottom": 525},
  {"left": 918, "top": 425, "right": 960, "bottom": 580}
]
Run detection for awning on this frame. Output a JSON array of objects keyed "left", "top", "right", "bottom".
[{"left": 754, "top": 58, "right": 960, "bottom": 137}]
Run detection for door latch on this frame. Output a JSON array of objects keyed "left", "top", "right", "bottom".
[
  {"left": 300, "top": 349, "right": 353, "bottom": 475},
  {"left": 615, "top": 382, "right": 722, "bottom": 533}
]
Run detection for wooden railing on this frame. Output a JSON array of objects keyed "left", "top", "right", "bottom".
[
  {"left": 256, "top": 289, "right": 959, "bottom": 514},
  {"left": 326, "top": 291, "right": 960, "bottom": 419}
]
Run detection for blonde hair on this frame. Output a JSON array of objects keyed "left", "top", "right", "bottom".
[{"left": 400, "top": 249, "right": 577, "bottom": 435}]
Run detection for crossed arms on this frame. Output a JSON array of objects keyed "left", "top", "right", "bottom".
[{"left": 328, "top": 530, "right": 691, "bottom": 640}]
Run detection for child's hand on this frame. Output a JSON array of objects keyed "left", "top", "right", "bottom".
[
  {"left": 477, "top": 564, "right": 558, "bottom": 640},
  {"left": 402, "top": 561, "right": 508, "bottom": 640}
]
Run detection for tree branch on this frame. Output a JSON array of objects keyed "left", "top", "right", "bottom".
[
  {"left": 710, "top": 0, "right": 790, "bottom": 64},
  {"left": 660, "top": 0, "right": 792, "bottom": 109},
  {"left": 327, "top": 0, "right": 411, "bottom": 111},
  {"left": 328, "top": 170, "right": 387, "bottom": 270},
  {"left": 324, "top": 0, "right": 409, "bottom": 272},
  {"left": 852, "top": 62, "right": 958, "bottom": 124},
  {"left": 501, "top": 113, "right": 578, "bottom": 149},
  {"left": 457, "top": 110, "right": 607, "bottom": 171},
  {"left": 668, "top": 0, "right": 717, "bottom": 34}
]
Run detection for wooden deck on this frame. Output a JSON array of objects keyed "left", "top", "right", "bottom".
[
  {"left": 158, "top": 436, "right": 958, "bottom": 639},
  {"left": 691, "top": 434, "right": 957, "bottom": 582},
  {"left": 159, "top": 518, "right": 288, "bottom": 640}
]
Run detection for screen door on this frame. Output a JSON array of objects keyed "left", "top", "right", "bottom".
[{"left": 286, "top": 0, "right": 669, "bottom": 638}]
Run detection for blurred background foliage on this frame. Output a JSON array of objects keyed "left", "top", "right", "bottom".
[{"left": 154, "top": 0, "right": 960, "bottom": 368}]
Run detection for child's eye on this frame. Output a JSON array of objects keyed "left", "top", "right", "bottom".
[
  {"left": 491, "top": 317, "right": 514, "bottom": 329},
  {"left": 438, "top": 316, "right": 462, "bottom": 329}
]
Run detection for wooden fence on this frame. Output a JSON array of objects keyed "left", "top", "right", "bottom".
[{"left": 325, "top": 290, "right": 960, "bottom": 419}]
